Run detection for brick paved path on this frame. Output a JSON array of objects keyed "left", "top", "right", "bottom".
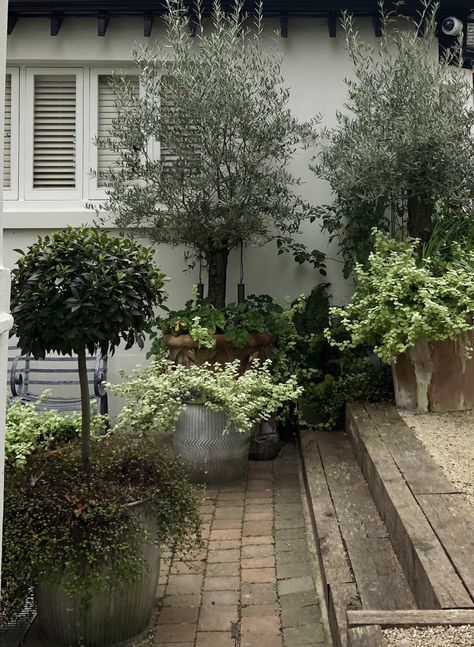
[{"left": 153, "top": 444, "right": 329, "bottom": 647}]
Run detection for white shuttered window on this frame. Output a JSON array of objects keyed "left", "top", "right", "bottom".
[
  {"left": 33, "top": 75, "right": 76, "bottom": 188},
  {"left": 3, "top": 68, "right": 19, "bottom": 199},
  {"left": 97, "top": 74, "right": 139, "bottom": 188},
  {"left": 25, "top": 68, "right": 83, "bottom": 200}
]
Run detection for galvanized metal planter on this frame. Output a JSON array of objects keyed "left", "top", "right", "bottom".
[
  {"left": 35, "top": 500, "right": 160, "bottom": 647},
  {"left": 174, "top": 404, "right": 251, "bottom": 484}
]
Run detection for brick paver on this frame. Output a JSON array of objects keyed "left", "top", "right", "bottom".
[{"left": 152, "top": 444, "right": 328, "bottom": 647}]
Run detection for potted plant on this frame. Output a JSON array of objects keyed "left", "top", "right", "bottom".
[
  {"left": 110, "top": 359, "right": 302, "bottom": 483},
  {"left": 150, "top": 294, "right": 293, "bottom": 369},
  {"left": 327, "top": 230, "right": 474, "bottom": 412},
  {"left": 8, "top": 227, "right": 201, "bottom": 647},
  {"left": 97, "top": 0, "right": 319, "bottom": 309}
]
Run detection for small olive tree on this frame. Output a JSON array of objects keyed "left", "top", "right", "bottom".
[
  {"left": 97, "top": 0, "right": 318, "bottom": 308},
  {"left": 10, "top": 227, "right": 166, "bottom": 468},
  {"left": 312, "top": 1, "right": 474, "bottom": 276}
]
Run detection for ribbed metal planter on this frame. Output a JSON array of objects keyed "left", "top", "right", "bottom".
[
  {"left": 174, "top": 404, "right": 251, "bottom": 484},
  {"left": 35, "top": 501, "right": 160, "bottom": 647}
]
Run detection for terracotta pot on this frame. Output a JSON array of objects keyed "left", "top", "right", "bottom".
[
  {"left": 163, "top": 332, "right": 275, "bottom": 371},
  {"left": 392, "top": 333, "right": 474, "bottom": 412}
]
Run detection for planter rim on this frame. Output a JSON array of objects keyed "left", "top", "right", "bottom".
[{"left": 163, "top": 332, "right": 275, "bottom": 350}]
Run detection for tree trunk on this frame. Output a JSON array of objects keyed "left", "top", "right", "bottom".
[
  {"left": 206, "top": 247, "right": 229, "bottom": 309},
  {"left": 407, "top": 195, "right": 433, "bottom": 246},
  {"left": 78, "top": 346, "right": 91, "bottom": 470}
]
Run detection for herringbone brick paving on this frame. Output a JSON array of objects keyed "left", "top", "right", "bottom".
[{"left": 153, "top": 444, "right": 328, "bottom": 647}]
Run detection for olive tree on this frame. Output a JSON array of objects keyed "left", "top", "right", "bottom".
[
  {"left": 97, "top": 0, "right": 318, "bottom": 308},
  {"left": 10, "top": 227, "right": 166, "bottom": 468},
  {"left": 312, "top": 1, "right": 474, "bottom": 276}
]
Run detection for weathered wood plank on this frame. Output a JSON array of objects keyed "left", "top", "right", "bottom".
[
  {"left": 299, "top": 431, "right": 354, "bottom": 588},
  {"left": 417, "top": 493, "right": 474, "bottom": 597},
  {"left": 365, "top": 403, "right": 456, "bottom": 495},
  {"left": 347, "top": 609, "right": 474, "bottom": 627},
  {"left": 347, "top": 625, "right": 383, "bottom": 647},
  {"left": 317, "top": 432, "right": 415, "bottom": 611},
  {"left": 346, "top": 403, "right": 473, "bottom": 609},
  {"left": 328, "top": 583, "right": 360, "bottom": 647}
]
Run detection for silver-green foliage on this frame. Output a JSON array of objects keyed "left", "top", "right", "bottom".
[
  {"left": 110, "top": 359, "right": 302, "bottom": 435},
  {"left": 97, "top": 0, "right": 317, "bottom": 305},
  {"left": 312, "top": 1, "right": 474, "bottom": 275},
  {"left": 327, "top": 231, "right": 474, "bottom": 364}
]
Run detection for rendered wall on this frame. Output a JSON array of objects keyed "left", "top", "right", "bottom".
[{"left": 4, "top": 16, "right": 378, "bottom": 414}]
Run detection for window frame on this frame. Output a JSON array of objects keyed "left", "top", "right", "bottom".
[
  {"left": 24, "top": 67, "right": 84, "bottom": 201},
  {"left": 4, "top": 67, "right": 20, "bottom": 201}
]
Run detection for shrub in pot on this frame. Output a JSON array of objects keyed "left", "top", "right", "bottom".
[
  {"left": 150, "top": 294, "right": 293, "bottom": 369},
  {"left": 111, "top": 359, "right": 302, "bottom": 483},
  {"left": 7, "top": 227, "right": 197, "bottom": 647},
  {"left": 1, "top": 437, "right": 201, "bottom": 646},
  {"left": 327, "top": 231, "right": 474, "bottom": 412}
]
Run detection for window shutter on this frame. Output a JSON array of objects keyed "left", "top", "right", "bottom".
[
  {"left": 33, "top": 74, "right": 77, "bottom": 189},
  {"left": 97, "top": 74, "right": 139, "bottom": 187},
  {"left": 3, "top": 73, "right": 11, "bottom": 190}
]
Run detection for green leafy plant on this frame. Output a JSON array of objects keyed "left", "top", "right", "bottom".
[
  {"left": 110, "top": 359, "right": 302, "bottom": 436},
  {"left": 5, "top": 397, "right": 107, "bottom": 467},
  {"left": 327, "top": 230, "right": 474, "bottom": 364},
  {"left": 301, "top": 360, "right": 393, "bottom": 430},
  {"left": 149, "top": 294, "right": 294, "bottom": 355},
  {"left": 269, "top": 283, "right": 393, "bottom": 430},
  {"left": 10, "top": 227, "right": 166, "bottom": 468},
  {"left": 97, "top": 0, "right": 318, "bottom": 307},
  {"left": 1, "top": 436, "right": 201, "bottom": 622},
  {"left": 312, "top": 1, "right": 474, "bottom": 276}
]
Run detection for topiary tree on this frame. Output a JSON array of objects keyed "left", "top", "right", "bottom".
[
  {"left": 10, "top": 227, "right": 166, "bottom": 468},
  {"left": 96, "top": 0, "right": 318, "bottom": 308},
  {"left": 312, "top": 1, "right": 474, "bottom": 277}
]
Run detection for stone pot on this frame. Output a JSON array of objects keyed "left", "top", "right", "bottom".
[
  {"left": 35, "top": 500, "right": 160, "bottom": 647},
  {"left": 174, "top": 404, "right": 251, "bottom": 484},
  {"left": 392, "top": 333, "right": 474, "bottom": 412},
  {"left": 163, "top": 332, "right": 274, "bottom": 371}
]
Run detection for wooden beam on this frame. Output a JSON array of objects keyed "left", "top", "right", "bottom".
[
  {"left": 50, "top": 13, "right": 64, "bottom": 36},
  {"left": 144, "top": 14, "right": 153, "bottom": 37},
  {"left": 280, "top": 12, "right": 288, "bottom": 38},
  {"left": 98, "top": 14, "right": 110, "bottom": 37},
  {"left": 328, "top": 12, "right": 337, "bottom": 38},
  {"left": 7, "top": 13, "right": 18, "bottom": 35},
  {"left": 372, "top": 13, "right": 383, "bottom": 37},
  {"left": 348, "top": 626, "right": 382, "bottom": 647},
  {"left": 347, "top": 609, "right": 474, "bottom": 628}
]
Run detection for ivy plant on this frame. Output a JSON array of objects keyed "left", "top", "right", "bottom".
[
  {"left": 10, "top": 227, "right": 166, "bottom": 468},
  {"left": 327, "top": 230, "right": 474, "bottom": 364},
  {"left": 110, "top": 359, "right": 302, "bottom": 436}
]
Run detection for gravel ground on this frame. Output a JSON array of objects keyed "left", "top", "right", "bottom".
[
  {"left": 399, "top": 410, "right": 474, "bottom": 509},
  {"left": 382, "top": 625, "right": 474, "bottom": 647}
]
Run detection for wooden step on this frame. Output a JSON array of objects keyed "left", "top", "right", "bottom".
[
  {"left": 346, "top": 402, "right": 474, "bottom": 610},
  {"left": 299, "top": 430, "right": 415, "bottom": 647}
]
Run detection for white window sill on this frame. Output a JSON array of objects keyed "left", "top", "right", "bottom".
[{"left": 3, "top": 200, "right": 110, "bottom": 229}]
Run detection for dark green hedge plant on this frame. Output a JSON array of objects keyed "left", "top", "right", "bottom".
[{"left": 10, "top": 227, "right": 166, "bottom": 467}]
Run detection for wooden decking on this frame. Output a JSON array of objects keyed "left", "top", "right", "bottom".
[{"left": 300, "top": 402, "right": 474, "bottom": 647}]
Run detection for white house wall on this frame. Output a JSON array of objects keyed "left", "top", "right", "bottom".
[{"left": 5, "top": 16, "right": 380, "bottom": 415}]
